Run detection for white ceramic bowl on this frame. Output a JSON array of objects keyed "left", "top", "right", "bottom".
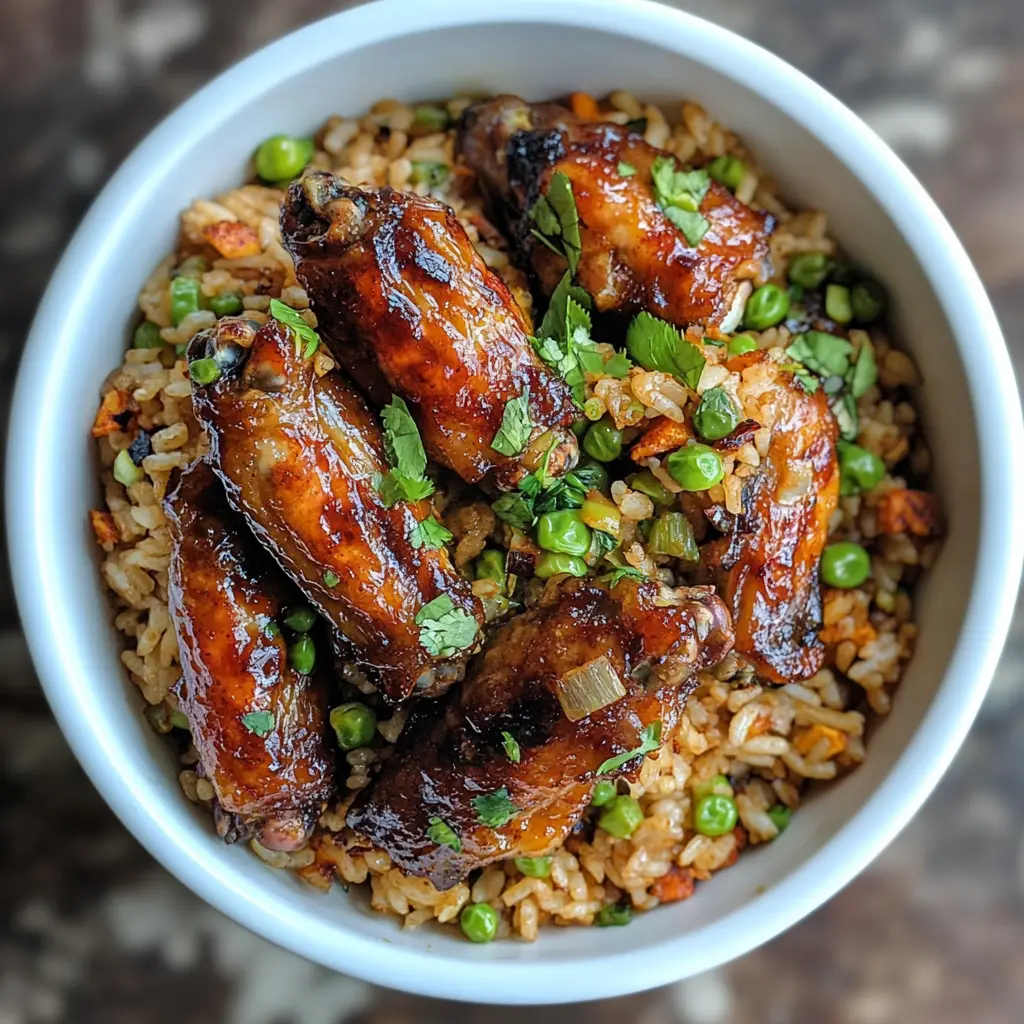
[{"left": 8, "top": 0, "right": 1023, "bottom": 1004}]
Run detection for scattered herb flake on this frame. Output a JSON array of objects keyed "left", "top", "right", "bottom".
[
  {"left": 626, "top": 312, "right": 705, "bottom": 388},
  {"left": 269, "top": 298, "right": 320, "bottom": 359},
  {"left": 426, "top": 816, "right": 462, "bottom": 852},
  {"left": 785, "top": 331, "right": 853, "bottom": 378},
  {"left": 491, "top": 388, "right": 534, "bottom": 456},
  {"left": 378, "top": 470, "right": 435, "bottom": 507},
  {"left": 602, "top": 566, "right": 648, "bottom": 587},
  {"left": 409, "top": 515, "right": 453, "bottom": 551},
  {"left": 501, "top": 731, "right": 521, "bottom": 764},
  {"left": 849, "top": 340, "right": 878, "bottom": 399},
  {"left": 528, "top": 171, "right": 582, "bottom": 275},
  {"left": 617, "top": 161, "right": 637, "bottom": 177},
  {"left": 415, "top": 594, "right": 479, "bottom": 657},
  {"left": 322, "top": 569, "right": 340, "bottom": 588},
  {"left": 650, "top": 156, "right": 711, "bottom": 246},
  {"left": 240, "top": 710, "right": 275, "bottom": 738},
  {"left": 472, "top": 787, "right": 520, "bottom": 828},
  {"left": 595, "top": 721, "right": 663, "bottom": 776},
  {"left": 491, "top": 490, "right": 535, "bottom": 531},
  {"left": 381, "top": 396, "right": 427, "bottom": 479}
]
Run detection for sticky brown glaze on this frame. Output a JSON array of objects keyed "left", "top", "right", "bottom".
[
  {"left": 460, "top": 95, "right": 774, "bottom": 335},
  {"left": 280, "top": 172, "right": 580, "bottom": 490},
  {"left": 347, "top": 575, "right": 733, "bottom": 889},
  {"left": 701, "top": 353, "right": 840, "bottom": 682},
  {"left": 188, "top": 316, "right": 482, "bottom": 703},
  {"left": 164, "top": 461, "right": 333, "bottom": 850}
]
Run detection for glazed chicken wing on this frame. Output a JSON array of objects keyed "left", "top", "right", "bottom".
[
  {"left": 702, "top": 353, "right": 840, "bottom": 682},
  {"left": 280, "top": 172, "right": 580, "bottom": 491},
  {"left": 165, "top": 462, "right": 334, "bottom": 851},
  {"left": 460, "top": 95, "right": 773, "bottom": 335},
  {"left": 347, "top": 575, "right": 733, "bottom": 889},
  {"left": 188, "top": 316, "right": 482, "bottom": 703}
]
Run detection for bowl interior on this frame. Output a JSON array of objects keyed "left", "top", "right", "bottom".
[{"left": 10, "top": 0, "right": 1012, "bottom": 1004}]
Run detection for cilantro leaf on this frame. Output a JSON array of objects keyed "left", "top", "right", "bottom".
[
  {"left": 240, "top": 710, "right": 275, "bottom": 738},
  {"left": 426, "top": 816, "right": 462, "bottom": 852},
  {"left": 590, "top": 529, "right": 620, "bottom": 562},
  {"left": 415, "top": 595, "right": 478, "bottom": 657},
  {"left": 492, "top": 490, "right": 535, "bottom": 531},
  {"left": 538, "top": 272, "right": 592, "bottom": 342},
  {"left": 650, "top": 156, "right": 711, "bottom": 246},
  {"left": 377, "top": 470, "right": 435, "bottom": 507},
  {"left": 528, "top": 171, "right": 582, "bottom": 275},
  {"left": 602, "top": 566, "right": 648, "bottom": 586},
  {"left": 626, "top": 312, "right": 705, "bottom": 388},
  {"left": 409, "top": 515, "right": 452, "bottom": 551},
  {"left": 269, "top": 298, "right": 320, "bottom": 359},
  {"left": 472, "top": 787, "right": 520, "bottom": 828},
  {"left": 595, "top": 721, "right": 663, "bottom": 776},
  {"left": 501, "top": 731, "right": 521, "bottom": 764},
  {"left": 492, "top": 388, "right": 534, "bottom": 456},
  {"left": 849, "top": 340, "right": 877, "bottom": 399},
  {"left": 617, "top": 161, "right": 637, "bottom": 177},
  {"left": 785, "top": 332, "right": 853, "bottom": 379},
  {"left": 381, "top": 396, "right": 427, "bottom": 480},
  {"left": 831, "top": 392, "right": 859, "bottom": 441},
  {"left": 322, "top": 570, "right": 340, "bottom": 588}
]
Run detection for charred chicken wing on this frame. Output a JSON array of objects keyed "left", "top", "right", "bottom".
[
  {"left": 460, "top": 95, "right": 773, "bottom": 334},
  {"left": 165, "top": 462, "right": 333, "bottom": 851},
  {"left": 280, "top": 172, "right": 580, "bottom": 490},
  {"left": 347, "top": 575, "right": 733, "bottom": 889},
  {"left": 701, "top": 353, "right": 840, "bottom": 682},
  {"left": 188, "top": 316, "right": 482, "bottom": 703}
]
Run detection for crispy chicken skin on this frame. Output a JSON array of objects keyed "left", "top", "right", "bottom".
[
  {"left": 280, "top": 172, "right": 580, "bottom": 490},
  {"left": 188, "top": 316, "right": 482, "bottom": 703},
  {"left": 164, "top": 462, "right": 333, "bottom": 851},
  {"left": 347, "top": 576, "right": 734, "bottom": 889},
  {"left": 459, "top": 95, "right": 773, "bottom": 334},
  {"left": 701, "top": 353, "right": 840, "bottom": 682}
]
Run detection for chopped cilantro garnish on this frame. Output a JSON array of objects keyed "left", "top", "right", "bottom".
[
  {"left": 617, "top": 161, "right": 637, "bottom": 177},
  {"left": 322, "top": 569, "right": 340, "bottom": 588},
  {"left": 831, "top": 392, "right": 860, "bottom": 441},
  {"left": 849, "top": 340, "right": 877, "bottom": 399},
  {"left": 377, "top": 396, "right": 435, "bottom": 506},
  {"left": 528, "top": 171, "right": 582, "bottom": 274},
  {"left": 650, "top": 156, "right": 711, "bottom": 246},
  {"left": 415, "top": 594, "right": 478, "bottom": 657},
  {"left": 491, "top": 388, "right": 534, "bottom": 456},
  {"left": 625, "top": 312, "right": 705, "bottom": 388},
  {"left": 426, "top": 816, "right": 462, "bottom": 852},
  {"left": 595, "top": 721, "right": 662, "bottom": 775},
  {"left": 240, "top": 710, "right": 275, "bottom": 738},
  {"left": 472, "top": 787, "right": 520, "bottom": 828},
  {"left": 501, "top": 731, "right": 521, "bottom": 764},
  {"left": 785, "top": 332, "right": 853, "bottom": 378},
  {"left": 269, "top": 298, "right": 320, "bottom": 359},
  {"left": 491, "top": 491, "right": 536, "bottom": 531},
  {"left": 409, "top": 515, "right": 453, "bottom": 551},
  {"left": 602, "top": 566, "right": 648, "bottom": 587}
]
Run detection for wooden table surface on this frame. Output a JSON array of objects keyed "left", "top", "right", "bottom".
[{"left": 1, "top": 1, "right": 1023, "bottom": 1021}]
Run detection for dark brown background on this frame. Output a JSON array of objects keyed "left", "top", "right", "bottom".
[{"left": 2, "top": 1, "right": 1023, "bottom": 1021}]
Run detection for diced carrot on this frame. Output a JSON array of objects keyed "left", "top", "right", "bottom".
[
  {"left": 876, "top": 489, "right": 941, "bottom": 537},
  {"left": 630, "top": 417, "right": 693, "bottom": 462},
  {"left": 569, "top": 92, "right": 601, "bottom": 121},
  {"left": 89, "top": 510, "right": 120, "bottom": 547},
  {"left": 91, "top": 389, "right": 136, "bottom": 437},
  {"left": 202, "top": 220, "right": 261, "bottom": 259},
  {"left": 650, "top": 865, "right": 696, "bottom": 903},
  {"left": 720, "top": 826, "right": 749, "bottom": 869},
  {"left": 794, "top": 724, "right": 847, "bottom": 759}
]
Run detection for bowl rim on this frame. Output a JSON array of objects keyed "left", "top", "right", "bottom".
[{"left": 7, "top": 0, "right": 1024, "bottom": 1004}]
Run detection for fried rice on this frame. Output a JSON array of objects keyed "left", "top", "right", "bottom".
[{"left": 90, "top": 92, "right": 939, "bottom": 941}]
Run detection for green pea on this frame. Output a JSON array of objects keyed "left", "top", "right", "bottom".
[
  {"left": 412, "top": 104, "right": 451, "bottom": 132},
  {"left": 598, "top": 795, "right": 644, "bottom": 839},
  {"left": 629, "top": 470, "right": 675, "bottom": 508},
  {"left": 596, "top": 903, "right": 632, "bottom": 927},
  {"left": 133, "top": 320, "right": 163, "bottom": 349},
  {"left": 727, "top": 333, "right": 758, "bottom": 356},
  {"left": 691, "top": 774, "right": 733, "bottom": 801},
  {"left": 282, "top": 604, "right": 317, "bottom": 632},
  {"left": 743, "top": 283, "right": 790, "bottom": 330},
  {"left": 574, "top": 458, "right": 609, "bottom": 493},
  {"left": 209, "top": 291, "right": 244, "bottom": 317},
  {"left": 825, "top": 283, "right": 853, "bottom": 324},
  {"left": 255, "top": 134, "right": 314, "bottom": 182},
  {"left": 693, "top": 793, "right": 738, "bottom": 836},
  {"left": 693, "top": 386, "right": 740, "bottom": 441},
  {"left": 820, "top": 541, "right": 871, "bottom": 589},
  {"left": 534, "top": 552, "right": 588, "bottom": 579},
  {"left": 837, "top": 440, "right": 885, "bottom": 496},
  {"left": 787, "top": 252, "right": 832, "bottom": 290},
  {"left": 329, "top": 702, "right": 377, "bottom": 750},
  {"left": 410, "top": 160, "right": 450, "bottom": 188},
  {"left": 767, "top": 804, "right": 792, "bottom": 834},
  {"left": 590, "top": 779, "right": 617, "bottom": 807},
  {"left": 582, "top": 419, "right": 623, "bottom": 462},
  {"left": 851, "top": 281, "right": 886, "bottom": 323},
  {"left": 170, "top": 275, "right": 203, "bottom": 327},
  {"left": 571, "top": 418, "right": 589, "bottom": 438},
  {"left": 474, "top": 549, "right": 506, "bottom": 586},
  {"left": 536, "top": 510, "right": 592, "bottom": 557},
  {"left": 287, "top": 633, "right": 316, "bottom": 675},
  {"left": 665, "top": 443, "right": 724, "bottom": 492},
  {"left": 583, "top": 397, "right": 605, "bottom": 421},
  {"left": 514, "top": 856, "right": 551, "bottom": 878},
  {"left": 189, "top": 358, "right": 221, "bottom": 385},
  {"left": 707, "top": 154, "right": 746, "bottom": 191},
  {"left": 648, "top": 512, "right": 699, "bottom": 561},
  {"left": 113, "top": 449, "right": 144, "bottom": 487},
  {"left": 460, "top": 902, "right": 499, "bottom": 943}
]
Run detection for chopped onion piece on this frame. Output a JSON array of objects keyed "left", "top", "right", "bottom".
[
  {"left": 776, "top": 462, "right": 812, "bottom": 505},
  {"left": 555, "top": 655, "right": 627, "bottom": 722}
]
